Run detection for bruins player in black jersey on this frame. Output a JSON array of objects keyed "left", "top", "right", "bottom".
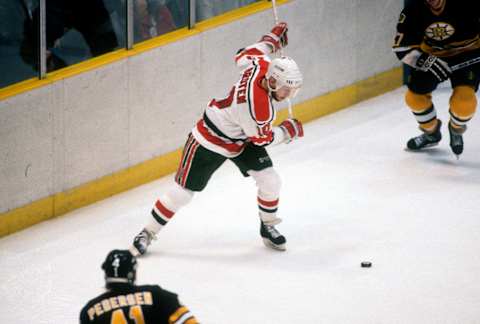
[
  {"left": 80, "top": 250, "right": 198, "bottom": 324},
  {"left": 393, "top": 0, "right": 480, "bottom": 158}
]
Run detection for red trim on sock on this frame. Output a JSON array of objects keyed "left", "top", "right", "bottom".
[
  {"left": 257, "top": 197, "right": 279, "bottom": 207},
  {"left": 155, "top": 200, "right": 174, "bottom": 219}
]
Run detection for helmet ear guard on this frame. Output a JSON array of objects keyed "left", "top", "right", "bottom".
[{"left": 266, "top": 56, "right": 303, "bottom": 98}]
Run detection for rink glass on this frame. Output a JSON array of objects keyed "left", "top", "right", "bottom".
[
  {"left": 0, "top": 0, "right": 263, "bottom": 89},
  {"left": 0, "top": 0, "right": 39, "bottom": 88}
]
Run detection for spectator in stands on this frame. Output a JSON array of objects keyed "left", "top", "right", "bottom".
[
  {"left": 109, "top": 0, "right": 178, "bottom": 43},
  {"left": 20, "top": 0, "right": 118, "bottom": 72},
  {"left": 196, "top": 0, "right": 259, "bottom": 22},
  {"left": 0, "top": 0, "right": 37, "bottom": 87}
]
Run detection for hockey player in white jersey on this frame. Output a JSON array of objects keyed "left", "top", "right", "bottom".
[{"left": 131, "top": 22, "right": 303, "bottom": 255}]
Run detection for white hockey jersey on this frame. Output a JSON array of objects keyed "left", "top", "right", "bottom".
[{"left": 191, "top": 42, "right": 281, "bottom": 158}]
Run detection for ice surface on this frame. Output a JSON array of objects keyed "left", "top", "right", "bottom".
[{"left": 1, "top": 86, "right": 480, "bottom": 324}]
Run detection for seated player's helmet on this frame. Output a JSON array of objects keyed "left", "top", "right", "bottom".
[
  {"left": 266, "top": 56, "right": 303, "bottom": 98},
  {"left": 102, "top": 250, "right": 137, "bottom": 286}
]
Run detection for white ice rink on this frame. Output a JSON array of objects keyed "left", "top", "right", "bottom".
[{"left": 1, "top": 86, "right": 480, "bottom": 324}]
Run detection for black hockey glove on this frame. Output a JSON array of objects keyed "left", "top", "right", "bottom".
[{"left": 415, "top": 52, "right": 451, "bottom": 82}]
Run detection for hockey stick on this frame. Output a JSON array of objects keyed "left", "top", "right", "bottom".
[
  {"left": 451, "top": 56, "right": 480, "bottom": 72},
  {"left": 271, "top": 0, "right": 280, "bottom": 29},
  {"left": 270, "top": 0, "right": 294, "bottom": 118}
]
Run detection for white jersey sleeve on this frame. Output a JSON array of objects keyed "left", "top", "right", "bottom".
[{"left": 192, "top": 41, "right": 277, "bottom": 157}]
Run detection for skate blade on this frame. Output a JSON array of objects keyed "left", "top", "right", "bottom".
[
  {"left": 450, "top": 147, "right": 462, "bottom": 160},
  {"left": 262, "top": 238, "right": 286, "bottom": 251},
  {"left": 404, "top": 142, "right": 440, "bottom": 152}
]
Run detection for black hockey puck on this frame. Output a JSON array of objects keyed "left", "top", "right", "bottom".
[{"left": 361, "top": 261, "right": 372, "bottom": 268}]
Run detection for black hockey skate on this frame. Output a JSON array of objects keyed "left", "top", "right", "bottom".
[
  {"left": 448, "top": 122, "right": 465, "bottom": 158},
  {"left": 131, "top": 228, "right": 156, "bottom": 256},
  {"left": 260, "top": 221, "right": 286, "bottom": 251},
  {"left": 406, "top": 120, "right": 442, "bottom": 151}
]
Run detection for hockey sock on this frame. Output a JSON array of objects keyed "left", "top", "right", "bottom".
[
  {"left": 449, "top": 85, "right": 476, "bottom": 130},
  {"left": 405, "top": 90, "right": 439, "bottom": 132},
  {"left": 146, "top": 199, "right": 175, "bottom": 233},
  {"left": 145, "top": 184, "right": 193, "bottom": 233},
  {"left": 258, "top": 197, "right": 280, "bottom": 225}
]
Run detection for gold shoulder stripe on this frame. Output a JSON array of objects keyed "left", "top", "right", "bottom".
[
  {"left": 170, "top": 308, "right": 197, "bottom": 324},
  {"left": 169, "top": 306, "right": 189, "bottom": 323},
  {"left": 184, "top": 317, "right": 199, "bottom": 324}
]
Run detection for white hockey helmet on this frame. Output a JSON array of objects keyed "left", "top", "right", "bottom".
[{"left": 266, "top": 56, "right": 303, "bottom": 99}]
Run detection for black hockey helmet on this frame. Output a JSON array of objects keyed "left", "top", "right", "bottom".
[{"left": 102, "top": 249, "right": 137, "bottom": 287}]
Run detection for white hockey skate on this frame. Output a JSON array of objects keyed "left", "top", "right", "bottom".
[
  {"left": 260, "top": 221, "right": 286, "bottom": 251},
  {"left": 130, "top": 228, "right": 156, "bottom": 256}
]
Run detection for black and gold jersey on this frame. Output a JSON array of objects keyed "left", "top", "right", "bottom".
[
  {"left": 79, "top": 284, "right": 198, "bottom": 324},
  {"left": 393, "top": 0, "right": 480, "bottom": 59}
]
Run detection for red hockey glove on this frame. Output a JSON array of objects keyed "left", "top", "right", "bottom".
[
  {"left": 279, "top": 118, "right": 303, "bottom": 143},
  {"left": 249, "top": 124, "right": 274, "bottom": 146},
  {"left": 260, "top": 22, "right": 288, "bottom": 53}
]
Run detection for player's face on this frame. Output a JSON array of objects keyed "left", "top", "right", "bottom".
[
  {"left": 273, "top": 86, "right": 295, "bottom": 101},
  {"left": 425, "top": 0, "right": 444, "bottom": 10},
  {"left": 268, "top": 78, "right": 299, "bottom": 102}
]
